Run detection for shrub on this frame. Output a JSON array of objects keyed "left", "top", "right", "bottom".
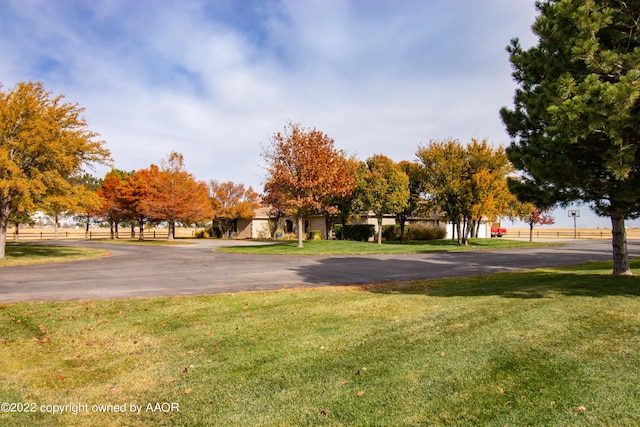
[
  {"left": 406, "top": 224, "right": 446, "bottom": 240},
  {"left": 308, "top": 230, "right": 323, "bottom": 240},
  {"left": 333, "top": 224, "right": 343, "bottom": 240},
  {"left": 335, "top": 224, "right": 375, "bottom": 241},
  {"left": 382, "top": 225, "right": 400, "bottom": 241},
  {"left": 195, "top": 229, "right": 210, "bottom": 238}
]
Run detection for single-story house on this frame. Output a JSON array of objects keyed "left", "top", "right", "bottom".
[{"left": 235, "top": 206, "right": 489, "bottom": 240}]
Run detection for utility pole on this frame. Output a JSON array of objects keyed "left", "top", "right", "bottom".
[{"left": 568, "top": 210, "right": 580, "bottom": 239}]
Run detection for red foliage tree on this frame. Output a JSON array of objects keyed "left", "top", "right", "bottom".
[
  {"left": 262, "top": 123, "right": 356, "bottom": 248},
  {"left": 139, "top": 152, "right": 212, "bottom": 240}
]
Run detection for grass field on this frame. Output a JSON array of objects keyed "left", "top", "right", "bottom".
[
  {"left": 0, "top": 243, "right": 108, "bottom": 268},
  {"left": 217, "top": 238, "right": 554, "bottom": 255},
  {"left": 1, "top": 260, "right": 639, "bottom": 426}
]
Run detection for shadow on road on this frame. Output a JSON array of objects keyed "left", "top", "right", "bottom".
[{"left": 291, "top": 255, "right": 640, "bottom": 299}]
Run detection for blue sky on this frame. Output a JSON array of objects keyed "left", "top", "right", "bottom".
[{"left": 2, "top": 0, "right": 634, "bottom": 228}]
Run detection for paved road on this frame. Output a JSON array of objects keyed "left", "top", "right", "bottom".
[{"left": 1, "top": 239, "right": 638, "bottom": 303}]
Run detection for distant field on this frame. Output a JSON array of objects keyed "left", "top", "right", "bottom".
[
  {"left": 5, "top": 227, "right": 196, "bottom": 241},
  {"left": 506, "top": 227, "right": 640, "bottom": 240}
]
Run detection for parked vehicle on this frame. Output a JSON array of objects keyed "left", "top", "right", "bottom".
[{"left": 491, "top": 224, "right": 507, "bottom": 238}]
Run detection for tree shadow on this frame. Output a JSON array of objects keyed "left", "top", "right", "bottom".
[
  {"left": 290, "top": 255, "right": 640, "bottom": 299},
  {"left": 5, "top": 242, "right": 85, "bottom": 258}
]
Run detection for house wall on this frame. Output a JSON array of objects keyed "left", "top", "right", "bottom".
[
  {"left": 237, "top": 218, "right": 272, "bottom": 239},
  {"left": 444, "top": 221, "right": 489, "bottom": 239},
  {"left": 237, "top": 211, "right": 490, "bottom": 241}
]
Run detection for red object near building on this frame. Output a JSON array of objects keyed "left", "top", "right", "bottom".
[{"left": 491, "top": 225, "right": 507, "bottom": 238}]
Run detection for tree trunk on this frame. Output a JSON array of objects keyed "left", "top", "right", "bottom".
[
  {"left": 399, "top": 214, "right": 406, "bottom": 244},
  {"left": 297, "top": 215, "right": 304, "bottom": 248},
  {"left": 0, "top": 227, "right": 5, "bottom": 259},
  {"left": 85, "top": 217, "right": 90, "bottom": 239},
  {"left": 115, "top": 222, "right": 119, "bottom": 239},
  {"left": 324, "top": 213, "right": 332, "bottom": 240},
  {"left": 131, "top": 224, "right": 135, "bottom": 239},
  {"left": 110, "top": 221, "right": 115, "bottom": 239},
  {"left": 54, "top": 216, "right": 60, "bottom": 240},
  {"left": 529, "top": 221, "right": 534, "bottom": 242},
  {"left": 458, "top": 218, "right": 469, "bottom": 246},
  {"left": 0, "top": 201, "right": 8, "bottom": 259},
  {"left": 14, "top": 222, "right": 19, "bottom": 240},
  {"left": 138, "top": 218, "right": 145, "bottom": 240},
  {"left": 611, "top": 215, "right": 632, "bottom": 276},
  {"left": 377, "top": 216, "right": 383, "bottom": 244},
  {"left": 167, "top": 221, "right": 175, "bottom": 241}
]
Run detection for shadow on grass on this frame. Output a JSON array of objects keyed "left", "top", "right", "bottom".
[
  {"left": 291, "top": 254, "right": 640, "bottom": 299},
  {"left": 370, "top": 270, "right": 640, "bottom": 299},
  {"left": 4, "top": 242, "right": 85, "bottom": 259}
]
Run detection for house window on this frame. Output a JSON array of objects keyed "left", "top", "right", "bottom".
[{"left": 285, "top": 220, "right": 294, "bottom": 233}]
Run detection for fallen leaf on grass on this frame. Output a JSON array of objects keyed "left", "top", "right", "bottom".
[
  {"left": 356, "top": 391, "right": 364, "bottom": 397},
  {"left": 440, "top": 352, "right": 446, "bottom": 357},
  {"left": 57, "top": 375, "right": 65, "bottom": 381},
  {"left": 169, "top": 378, "right": 176, "bottom": 383},
  {"left": 575, "top": 406, "right": 587, "bottom": 412},
  {"left": 184, "top": 389, "right": 192, "bottom": 395},
  {"left": 320, "top": 409, "right": 328, "bottom": 415}
]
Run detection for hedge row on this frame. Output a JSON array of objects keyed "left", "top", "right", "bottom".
[
  {"left": 382, "top": 224, "right": 446, "bottom": 241},
  {"left": 333, "top": 224, "right": 376, "bottom": 241}
]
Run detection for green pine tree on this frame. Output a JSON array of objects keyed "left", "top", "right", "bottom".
[{"left": 501, "top": 0, "right": 640, "bottom": 275}]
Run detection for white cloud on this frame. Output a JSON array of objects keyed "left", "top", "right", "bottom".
[{"left": 0, "top": 1, "right": 558, "bottom": 198}]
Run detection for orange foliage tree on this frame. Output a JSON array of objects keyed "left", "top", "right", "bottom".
[
  {"left": 97, "top": 169, "right": 129, "bottom": 239},
  {"left": 208, "top": 180, "right": 260, "bottom": 238},
  {"left": 121, "top": 168, "right": 154, "bottom": 240},
  {"left": 139, "top": 152, "right": 212, "bottom": 240},
  {"left": 262, "top": 123, "right": 357, "bottom": 248}
]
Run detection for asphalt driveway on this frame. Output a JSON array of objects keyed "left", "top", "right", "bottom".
[{"left": 1, "top": 239, "right": 638, "bottom": 303}]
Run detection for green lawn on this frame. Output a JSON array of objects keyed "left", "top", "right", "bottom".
[
  {"left": 0, "top": 243, "right": 108, "bottom": 267},
  {"left": 1, "top": 261, "right": 639, "bottom": 426},
  {"left": 90, "top": 239, "right": 195, "bottom": 246},
  {"left": 217, "top": 238, "right": 555, "bottom": 255}
]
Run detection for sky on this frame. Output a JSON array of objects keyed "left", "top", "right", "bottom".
[{"left": 1, "top": 0, "right": 637, "bottom": 229}]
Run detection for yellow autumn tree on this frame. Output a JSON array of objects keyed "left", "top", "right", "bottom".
[
  {"left": 0, "top": 81, "right": 111, "bottom": 258},
  {"left": 417, "top": 138, "right": 513, "bottom": 244}
]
